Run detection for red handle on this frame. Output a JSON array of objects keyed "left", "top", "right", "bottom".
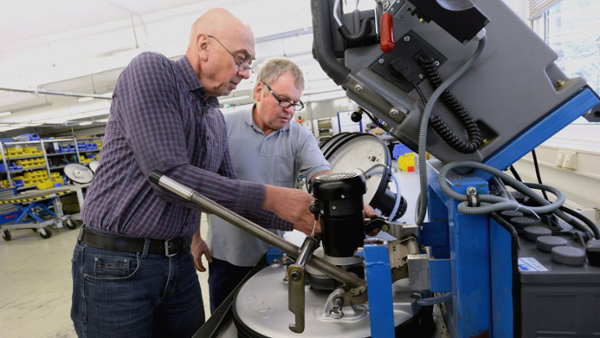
[{"left": 380, "top": 12, "right": 395, "bottom": 53}]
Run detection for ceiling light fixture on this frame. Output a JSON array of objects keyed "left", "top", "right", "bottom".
[
  {"left": 78, "top": 97, "right": 94, "bottom": 102},
  {"left": 0, "top": 111, "right": 12, "bottom": 116},
  {"left": 79, "top": 121, "right": 93, "bottom": 126}
]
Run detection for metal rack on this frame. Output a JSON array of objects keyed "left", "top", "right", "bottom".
[{"left": 0, "top": 136, "right": 103, "bottom": 189}]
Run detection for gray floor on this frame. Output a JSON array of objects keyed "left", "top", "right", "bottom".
[{"left": 0, "top": 219, "right": 211, "bottom": 338}]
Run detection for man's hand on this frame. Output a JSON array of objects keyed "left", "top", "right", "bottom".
[
  {"left": 363, "top": 203, "right": 379, "bottom": 219},
  {"left": 191, "top": 229, "right": 212, "bottom": 272},
  {"left": 364, "top": 203, "right": 382, "bottom": 236},
  {"left": 263, "top": 185, "right": 315, "bottom": 235}
]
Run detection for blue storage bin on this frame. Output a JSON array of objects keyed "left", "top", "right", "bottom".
[
  {"left": 392, "top": 143, "right": 412, "bottom": 159},
  {"left": 85, "top": 143, "right": 98, "bottom": 150},
  {"left": 18, "top": 133, "right": 40, "bottom": 141},
  {"left": 13, "top": 179, "right": 24, "bottom": 188}
]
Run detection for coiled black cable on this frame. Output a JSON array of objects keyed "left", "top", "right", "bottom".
[{"left": 419, "top": 57, "right": 483, "bottom": 154}]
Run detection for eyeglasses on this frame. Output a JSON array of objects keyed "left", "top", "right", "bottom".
[
  {"left": 207, "top": 35, "right": 254, "bottom": 73},
  {"left": 263, "top": 82, "right": 305, "bottom": 111}
]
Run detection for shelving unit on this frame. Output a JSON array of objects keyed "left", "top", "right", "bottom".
[{"left": 0, "top": 136, "right": 103, "bottom": 190}]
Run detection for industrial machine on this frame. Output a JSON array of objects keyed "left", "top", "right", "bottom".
[{"left": 151, "top": 0, "right": 600, "bottom": 337}]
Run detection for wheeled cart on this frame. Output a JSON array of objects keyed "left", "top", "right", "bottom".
[{"left": 0, "top": 187, "right": 76, "bottom": 241}]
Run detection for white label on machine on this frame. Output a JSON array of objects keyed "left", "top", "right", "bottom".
[{"left": 518, "top": 257, "right": 548, "bottom": 272}]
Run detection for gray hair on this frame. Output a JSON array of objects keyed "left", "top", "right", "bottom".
[{"left": 253, "top": 58, "right": 305, "bottom": 100}]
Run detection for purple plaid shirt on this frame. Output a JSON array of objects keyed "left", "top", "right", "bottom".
[{"left": 81, "top": 52, "right": 292, "bottom": 240}]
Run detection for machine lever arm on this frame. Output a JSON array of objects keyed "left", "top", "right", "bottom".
[{"left": 288, "top": 237, "right": 320, "bottom": 333}]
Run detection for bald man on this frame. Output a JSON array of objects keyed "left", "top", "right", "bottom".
[{"left": 71, "top": 8, "right": 316, "bottom": 338}]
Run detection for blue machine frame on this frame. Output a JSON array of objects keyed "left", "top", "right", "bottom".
[
  {"left": 425, "top": 88, "right": 599, "bottom": 337},
  {"left": 360, "top": 88, "right": 599, "bottom": 337}
]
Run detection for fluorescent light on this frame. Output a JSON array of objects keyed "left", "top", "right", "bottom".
[
  {"left": 79, "top": 121, "right": 93, "bottom": 126},
  {"left": 220, "top": 95, "right": 250, "bottom": 103},
  {"left": 0, "top": 111, "right": 11, "bottom": 116},
  {"left": 96, "top": 119, "right": 109, "bottom": 123},
  {"left": 78, "top": 97, "right": 94, "bottom": 102}
]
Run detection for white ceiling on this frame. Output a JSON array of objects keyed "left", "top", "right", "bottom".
[{"left": 0, "top": 0, "right": 344, "bottom": 133}]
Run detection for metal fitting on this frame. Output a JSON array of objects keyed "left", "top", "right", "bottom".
[
  {"left": 389, "top": 108, "right": 400, "bottom": 117},
  {"left": 378, "top": 59, "right": 385, "bottom": 65},
  {"left": 403, "top": 36, "right": 411, "bottom": 42},
  {"left": 354, "top": 84, "right": 363, "bottom": 93},
  {"left": 330, "top": 305, "right": 344, "bottom": 319}
]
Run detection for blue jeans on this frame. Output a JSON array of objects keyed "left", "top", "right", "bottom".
[
  {"left": 208, "top": 257, "right": 252, "bottom": 313},
  {"left": 71, "top": 239, "right": 205, "bottom": 338}
]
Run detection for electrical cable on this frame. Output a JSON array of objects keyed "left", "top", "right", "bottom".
[
  {"left": 416, "top": 292, "right": 452, "bottom": 307},
  {"left": 388, "top": 174, "right": 402, "bottom": 221},
  {"left": 509, "top": 165, "right": 522, "bottom": 182},
  {"left": 363, "top": 164, "right": 402, "bottom": 221},
  {"left": 510, "top": 158, "right": 599, "bottom": 238},
  {"left": 415, "top": 35, "right": 487, "bottom": 225},
  {"left": 531, "top": 149, "right": 549, "bottom": 200},
  {"left": 333, "top": 0, "right": 372, "bottom": 43},
  {"left": 490, "top": 212, "right": 521, "bottom": 338},
  {"left": 411, "top": 81, "right": 428, "bottom": 106},
  {"left": 559, "top": 205, "right": 600, "bottom": 240},
  {"left": 437, "top": 160, "right": 599, "bottom": 240},
  {"left": 418, "top": 57, "right": 483, "bottom": 154}
]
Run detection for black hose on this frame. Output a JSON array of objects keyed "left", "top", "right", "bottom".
[
  {"left": 559, "top": 205, "right": 600, "bottom": 240},
  {"left": 490, "top": 212, "right": 521, "bottom": 338},
  {"left": 411, "top": 81, "right": 428, "bottom": 106},
  {"left": 338, "top": 20, "right": 371, "bottom": 43},
  {"left": 310, "top": 0, "right": 351, "bottom": 84},
  {"left": 418, "top": 57, "right": 482, "bottom": 154},
  {"left": 509, "top": 165, "right": 522, "bottom": 182},
  {"left": 531, "top": 150, "right": 549, "bottom": 200}
]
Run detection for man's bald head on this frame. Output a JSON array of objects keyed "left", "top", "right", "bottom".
[
  {"left": 185, "top": 8, "right": 255, "bottom": 98},
  {"left": 187, "top": 8, "right": 254, "bottom": 58}
]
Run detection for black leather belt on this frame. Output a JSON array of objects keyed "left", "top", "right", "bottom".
[{"left": 80, "top": 227, "right": 191, "bottom": 257}]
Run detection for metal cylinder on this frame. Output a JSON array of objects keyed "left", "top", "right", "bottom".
[{"left": 312, "top": 172, "right": 367, "bottom": 258}]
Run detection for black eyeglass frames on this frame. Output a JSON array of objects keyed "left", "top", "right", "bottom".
[
  {"left": 207, "top": 35, "right": 253, "bottom": 73},
  {"left": 263, "top": 82, "right": 304, "bottom": 111}
]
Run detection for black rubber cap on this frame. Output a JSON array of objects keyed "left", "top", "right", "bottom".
[
  {"left": 510, "top": 217, "right": 538, "bottom": 231},
  {"left": 501, "top": 210, "right": 523, "bottom": 218},
  {"left": 148, "top": 170, "right": 163, "bottom": 185},
  {"left": 523, "top": 226, "right": 551, "bottom": 241},
  {"left": 586, "top": 240, "right": 600, "bottom": 267},
  {"left": 536, "top": 236, "right": 568, "bottom": 253},
  {"left": 551, "top": 246, "right": 587, "bottom": 266}
]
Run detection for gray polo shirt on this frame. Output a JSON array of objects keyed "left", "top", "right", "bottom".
[{"left": 207, "top": 106, "right": 330, "bottom": 266}]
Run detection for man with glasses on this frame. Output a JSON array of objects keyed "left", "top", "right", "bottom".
[
  {"left": 191, "top": 58, "right": 333, "bottom": 312},
  {"left": 71, "top": 9, "right": 317, "bottom": 338}
]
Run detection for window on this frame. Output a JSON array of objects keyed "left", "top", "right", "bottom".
[{"left": 532, "top": 0, "right": 600, "bottom": 124}]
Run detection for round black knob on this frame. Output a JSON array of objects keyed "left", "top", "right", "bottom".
[{"left": 351, "top": 111, "right": 362, "bottom": 122}]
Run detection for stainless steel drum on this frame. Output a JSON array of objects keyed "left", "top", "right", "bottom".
[{"left": 232, "top": 266, "right": 419, "bottom": 338}]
